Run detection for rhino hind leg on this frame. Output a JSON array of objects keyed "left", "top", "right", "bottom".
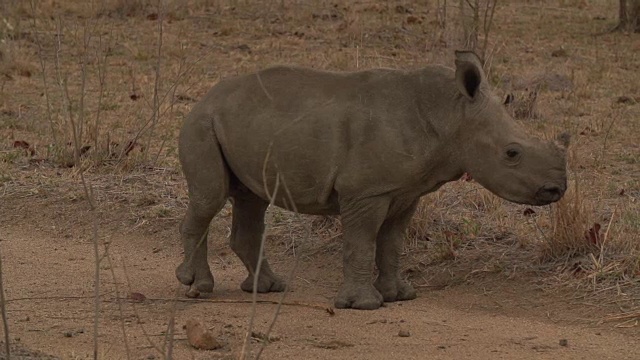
[
  {"left": 230, "top": 189, "right": 286, "bottom": 293},
  {"left": 373, "top": 201, "right": 418, "bottom": 302},
  {"left": 176, "top": 119, "right": 230, "bottom": 297}
]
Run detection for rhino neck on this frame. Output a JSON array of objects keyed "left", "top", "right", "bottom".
[
  {"left": 413, "top": 67, "right": 465, "bottom": 140},
  {"left": 410, "top": 67, "right": 467, "bottom": 193}
]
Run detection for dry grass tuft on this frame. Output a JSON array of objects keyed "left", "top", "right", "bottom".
[{"left": 541, "top": 180, "right": 596, "bottom": 261}]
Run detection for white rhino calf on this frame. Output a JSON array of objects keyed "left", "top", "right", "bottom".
[{"left": 176, "top": 51, "right": 568, "bottom": 310}]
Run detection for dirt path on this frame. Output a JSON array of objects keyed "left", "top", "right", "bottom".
[{"left": 0, "top": 224, "right": 636, "bottom": 360}]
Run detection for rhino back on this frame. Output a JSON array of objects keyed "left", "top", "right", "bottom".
[{"left": 200, "top": 65, "right": 458, "bottom": 212}]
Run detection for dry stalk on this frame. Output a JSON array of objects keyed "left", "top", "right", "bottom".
[
  {"left": 52, "top": 15, "right": 102, "bottom": 359},
  {"left": 117, "top": 51, "right": 206, "bottom": 165},
  {"left": 239, "top": 172, "right": 280, "bottom": 360},
  {"left": 144, "top": 0, "right": 164, "bottom": 163},
  {"left": 163, "top": 286, "right": 181, "bottom": 360},
  {"left": 255, "top": 176, "right": 314, "bottom": 360},
  {"left": 121, "top": 259, "right": 165, "bottom": 357},
  {"left": 30, "top": 0, "right": 58, "bottom": 147},
  {"left": 0, "top": 245, "right": 10, "bottom": 360},
  {"left": 103, "top": 248, "right": 132, "bottom": 360},
  {"left": 480, "top": 0, "right": 497, "bottom": 61}
]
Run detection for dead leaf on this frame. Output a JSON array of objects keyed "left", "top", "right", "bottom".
[
  {"left": 185, "top": 319, "right": 222, "bottom": 350},
  {"left": 551, "top": 48, "right": 568, "bottom": 58},
  {"left": 79, "top": 145, "right": 92, "bottom": 156},
  {"left": 18, "top": 69, "right": 32, "bottom": 77},
  {"left": 406, "top": 15, "right": 421, "bottom": 24},
  {"left": 585, "top": 223, "right": 602, "bottom": 245},
  {"left": 147, "top": 13, "right": 158, "bottom": 20},
  {"left": 616, "top": 96, "right": 637, "bottom": 105},
  {"left": 124, "top": 140, "right": 143, "bottom": 156},
  {"left": 326, "top": 307, "right": 335, "bottom": 315},
  {"left": 619, "top": 189, "right": 625, "bottom": 196},
  {"left": 13, "top": 140, "right": 35, "bottom": 156},
  {"left": 176, "top": 94, "right": 196, "bottom": 103},
  {"left": 128, "top": 292, "right": 146, "bottom": 302},
  {"left": 523, "top": 208, "right": 536, "bottom": 216},
  {"left": 395, "top": 5, "right": 412, "bottom": 14}
]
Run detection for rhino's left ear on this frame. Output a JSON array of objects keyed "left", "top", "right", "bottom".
[
  {"left": 555, "top": 132, "right": 571, "bottom": 148},
  {"left": 455, "top": 51, "right": 486, "bottom": 100}
]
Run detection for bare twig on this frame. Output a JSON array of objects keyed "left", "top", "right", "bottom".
[
  {"left": 53, "top": 17, "right": 100, "bottom": 359},
  {"left": 121, "top": 259, "right": 165, "bottom": 357},
  {"left": 144, "top": 0, "right": 164, "bottom": 163},
  {"left": 240, "top": 172, "right": 280, "bottom": 360},
  {"left": 163, "top": 286, "right": 181, "bottom": 360},
  {"left": 255, "top": 176, "right": 314, "bottom": 360},
  {"left": 0, "top": 245, "right": 11, "bottom": 360},
  {"left": 30, "top": 0, "right": 58, "bottom": 147},
  {"left": 104, "top": 249, "right": 131, "bottom": 360},
  {"left": 481, "top": 0, "right": 498, "bottom": 61}
]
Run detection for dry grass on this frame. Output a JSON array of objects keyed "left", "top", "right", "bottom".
[{"left": 0, "top": 1, "right": 639, "bottom": 355}]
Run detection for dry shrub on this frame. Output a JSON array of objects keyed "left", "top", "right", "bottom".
[
  {"left": 541, "top": 177, "right": 640, "bottom": 286},
  {"left": 541, "top": 179, "right": 596, "bottom": 261},
  {"left": 100, "top": 0, "right": 155, "bottom": 17}
]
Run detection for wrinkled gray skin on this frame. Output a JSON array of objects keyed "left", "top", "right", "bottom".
[{"left": 176, "top": 51, "right": 568, "bottom": 310}]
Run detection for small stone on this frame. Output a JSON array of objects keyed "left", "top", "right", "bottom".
[
  {"left": 186, "top": 319, "right": 222, "bottom": 350},
  {"left": 559, "top": 338, "right": 568, "bottom": 347},
  {"left": 63, "top": 331, "right": 74, "bottom": 338},
  {"left": 128, "top": 292, "right": 147, "bottom": 302},
  {"left": 398, "top": 329, "right": 411, "bottom": 337}
]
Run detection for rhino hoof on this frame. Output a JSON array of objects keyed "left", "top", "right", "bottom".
[
  {"left": 185, "top": 287, "right": 200, "bottom": 298},
  {"left": 375, "top": 279, "right": 417, "bottom": 302},
  {"left": 334, "top": 284, "right": 384, "bottom": 310},
  {"left": 240, "top": 273, "right": 286, "bottom": 293},
  {"left": 176, "top": 262, "right": 195, "bottom": 286},
  {"left": 176, "top": 262, "right": 214, "bottom": 294}
]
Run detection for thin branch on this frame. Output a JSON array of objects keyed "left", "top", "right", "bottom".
[
  {"left": 255, "top": 176, "right": 314, "bottom": 360},
  {"left": 121, "top": 259, "right": 165, "bottom": 357},
  {"left": 104, "top": 249, "right": 131, "bottom": 360},
  {"left": 0, "top": 245, "right": 10, "bottom": 360},
  {"left": 144, "top": 0, "right": 164, "bottom": 163},
  {"left": 240, "top": 173, "right": 281, "bottom": 360},
  {"left": 30, "top": 0, "right": 58, "bottom": 147}
]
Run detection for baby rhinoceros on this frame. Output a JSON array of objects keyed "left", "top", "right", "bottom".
[{"left": 176, "top": 51, "right": 568, "bottom": 310}]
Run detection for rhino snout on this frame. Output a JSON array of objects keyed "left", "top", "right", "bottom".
[{"left": 535, "top": 183, "right": 566, "bottom": 205}]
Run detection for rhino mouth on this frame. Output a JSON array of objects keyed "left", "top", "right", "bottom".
[{"left": 533, "top": 183, "right": 566, "bottom": 205}]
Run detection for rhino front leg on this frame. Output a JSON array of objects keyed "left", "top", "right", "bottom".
[
  {"left": 230, "top": 190, "right": 286, "bottom": 293},
  {"left": 374, "top": 200, "right": 418, "bottom": 302},
  {"left": 334, "top": 197, "right": 390, "bottom": 310}
]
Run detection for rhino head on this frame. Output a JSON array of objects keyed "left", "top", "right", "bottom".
[{"left": 452, "top": 51, "right": 568, "bottom": 206}]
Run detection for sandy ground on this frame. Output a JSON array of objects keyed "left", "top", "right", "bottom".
[{"left": 0, "top": 222, "right": 637, "bottom": 360}]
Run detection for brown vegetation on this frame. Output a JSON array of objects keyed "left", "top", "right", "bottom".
[{"left": 0, "top": 0, "right": 638, "bottom": 358}]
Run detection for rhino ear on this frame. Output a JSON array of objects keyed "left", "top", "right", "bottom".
[
  {"left": 555, "top": 132, "right": 571, "bottom": 148},
  {"left": 455, "top": 51, "right": 486, "bottom": 100},
  {"left": 504, "top": 93, "right": 515, "bottom": 106}
]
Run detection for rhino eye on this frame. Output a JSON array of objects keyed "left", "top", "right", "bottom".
[{"left": 506, "top": 149, "right": 519, "bottom": 158}]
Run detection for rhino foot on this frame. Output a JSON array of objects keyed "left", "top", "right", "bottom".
[
  {"left": 176, "top": 261, "right": 214, "bottom": 296},
  {"left": 240, "top": 272, "right": 286, "bottom": 293},
  {"left": 374, "top": 277, "right": 417, "bottom": 302},
  {"left": 334, "top": 283, "right": 384, "bottom": 310}
]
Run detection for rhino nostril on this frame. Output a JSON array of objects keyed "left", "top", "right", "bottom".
[
  {"left": 543, "top": 185, "right": 563, "bottom": 195},
  {"left": 538, "top": 184, "right": 565, "bottom": 203}
]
